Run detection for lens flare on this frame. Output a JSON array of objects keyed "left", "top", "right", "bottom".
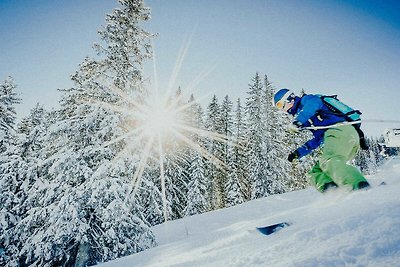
[
  {"left": 140, "top": 98, "right": 180, "bottom": 140},
  {"left": 93, "top": 37, "right": 233, "bottom": 222}
]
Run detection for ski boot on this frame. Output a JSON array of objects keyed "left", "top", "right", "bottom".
[{"left": 321, "top": 182, "right": 338, "bottom": 193}]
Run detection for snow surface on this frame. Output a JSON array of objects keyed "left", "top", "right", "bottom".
[{"left": 97, "top": 157, "right": 400, "bottom": 267}]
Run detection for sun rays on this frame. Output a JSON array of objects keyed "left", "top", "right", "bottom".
[{"left": 94, "top": 37, "right": 232, "bottom": 222}]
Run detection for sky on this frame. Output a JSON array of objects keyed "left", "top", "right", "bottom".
[{"left": 1, "top": 0, "right": 400, "bottom": 137}]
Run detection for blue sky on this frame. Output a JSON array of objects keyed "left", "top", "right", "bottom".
[{"left": 1, "top": 0, "right": 399, "bottom": 137}]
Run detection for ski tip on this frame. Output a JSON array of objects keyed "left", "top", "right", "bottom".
[{"left": 257, "top": 222, "right": 290, "bottom": 235}]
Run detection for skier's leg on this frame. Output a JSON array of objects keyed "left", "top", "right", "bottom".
[
  {"left": 319, "top": 125, "right": 368, "bottom": 189},
  {"left": 308, "top": 162, "right": 337, "bottom": 192}
]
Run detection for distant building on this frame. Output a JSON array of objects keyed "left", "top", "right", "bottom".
[{"left": 383, "top": 128, "right": 400, "bottom": 147}]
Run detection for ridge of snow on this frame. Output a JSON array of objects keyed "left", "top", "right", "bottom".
[{"left": 97, "top": 157, "right": 400, "bottom": 267}]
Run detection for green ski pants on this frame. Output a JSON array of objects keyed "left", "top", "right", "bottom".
[{"left": 309, "top": 125, "right": 368, "bottom": 192}]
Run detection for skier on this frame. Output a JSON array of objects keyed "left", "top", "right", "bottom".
[{"left": 273, "top": 88, "right": 370, "bottom": 193}]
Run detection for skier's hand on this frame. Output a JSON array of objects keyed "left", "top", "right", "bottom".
[
  {"left": 287, "top": 121, "right": 302, "bottom": 134},
  {"left": 287, "top": 151, "right": 299, "bottom": 162}
]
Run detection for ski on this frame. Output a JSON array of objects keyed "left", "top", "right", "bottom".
[{"left": 256, "top": 222, "right": 290, "bottom": 235}]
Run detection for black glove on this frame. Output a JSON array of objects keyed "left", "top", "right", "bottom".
[{"left": 287, "top": 151, "right": 299, "bottom": 162}]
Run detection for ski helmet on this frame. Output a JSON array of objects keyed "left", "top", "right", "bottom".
[{"left": 273, "top": 88, "right": 295, "bottom": 109}]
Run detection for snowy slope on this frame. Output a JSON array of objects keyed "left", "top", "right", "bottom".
[{"left": 97, "top": 157, "right": 400, "bottom": 267}]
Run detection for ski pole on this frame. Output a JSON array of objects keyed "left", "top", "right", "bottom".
[
  {"left": 362, "top": 119, "right": 400, "bottom": 124},
  {"left": 304, "top": 121, "right": 361, "bottom": 130},
  {"left": 303, "top": 119, "right": 400, "bottom": 131}
]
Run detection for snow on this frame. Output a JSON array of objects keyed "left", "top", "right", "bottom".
[{"left": 97, "top": 157, "right": 400, "bottom": 267}]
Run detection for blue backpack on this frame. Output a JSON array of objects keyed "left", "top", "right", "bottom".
[
  {"left": 318, "top": 95, "right": 368, "bottom": 150},
  {"left": 319, "top": 95, "right": 361, "bottom": 122}
]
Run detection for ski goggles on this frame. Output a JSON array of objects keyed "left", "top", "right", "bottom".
[
  {"left": 275, "top": 92, "right": 295, "bottom": 110},
  {"left": 275, "top": 100, "right": 287, "bottom": 109}
]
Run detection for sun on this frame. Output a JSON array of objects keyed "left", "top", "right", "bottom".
[
  {"left": 99, "top": 85, "right": 230, "bottom": 222},
  {"left": 96, "top": 37, "right": 231, "bottom": 222},
  {"left": 140, "top": 96, "right": 181, "bottom": 141}
]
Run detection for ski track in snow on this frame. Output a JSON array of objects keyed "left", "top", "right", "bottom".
[{"left": 97, "top": 157, "right": 400, "bottom": 267}]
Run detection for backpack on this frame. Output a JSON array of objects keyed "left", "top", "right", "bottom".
[
  {"left": 319, "top": 95, "right": 361, "bottom": 122},
  {"left": 318, "top": 95, "right": 368, "bottom": 150}
]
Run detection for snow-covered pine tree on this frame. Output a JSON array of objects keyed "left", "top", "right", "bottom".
[
  {"left": 15, "top": 104, "right": 51, "bottom": 216},
  {"left": 0, "top": 76, "right": 20, "bottom": 153},
  {"left": 369, "top": 137, "right": 384, "bottom": 166},
  {"left": 232, "top": 98, "right": 249, "bottom": 200},
  {"left": 7, "top": 1, "right": 157, "bottom": 266},
  {"left": 245, "top": 73, "right": 270, "bottom": 199},
  {"left": 185, "top": 148, "right": 207, "bottom": 215},
  {"left": 0, "top": 76, "right": 22, "bottom": 266},
  {"left": 17, "top": 103, "right": 48, "bottom": 158},
  {"left": 354, "top": 137, "right": 382, "bottom": 175},
  {"left": 139, "top": 168, "right": 166, "bottom": 226},
  {"left": 225, "top": 148, "right": 245, "bottom": 207},
  {"left": 185, "top": 94, "right": 208, "bottom": 215},
  {"left": 163, "top": 153, "right": 188, "bottom": 221},
  {"left": 221, "top": 95, "right": 244, "bottom": 207},
  {"left": 162, "top": 89, "right": 192, "bottom": 221},
  {"left": 205, "top": 95, "right": 226, "bottom": 209},
  {"left": 262, "top": 76, "right": 291, "bottom": 194}
]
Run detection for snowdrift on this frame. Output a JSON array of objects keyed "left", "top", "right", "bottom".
[{"left": 97, "top": 157, "right": 400, "bottom": 267}]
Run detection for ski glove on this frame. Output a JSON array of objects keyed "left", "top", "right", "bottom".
[
  {"left": 287, "top": 151, "right": 299, "bottom": 162},
  {"left": 287, "top": 121, "right": 303, "bottom": 134}
]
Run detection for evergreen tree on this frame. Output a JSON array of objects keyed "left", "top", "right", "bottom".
[
  {"left": 6, "top": 1, "right": 156, "bottom": 266},
  {"left": 17, "top": 103, "right": 48, "bottom": 158},
  {"left": 164, "top": 154, "right": 188, "bottom": 221},
  {"left": 139, "top": 169, "right": 165, "bottom": 226},
  {"left": 0, "top": 76, "right": 20, "bottom": 153},
  {"left": 225, "top": 153, "right": 244, "bottom": 207},
  {"left": 262, "top": 76, "right": 291, "bottom": 194},
  {"left": 354, "top": 137, "right": 381, "bottom": 175},
  {"left": 221, "top": 95, "right": 244, "bottom": 207},
  {"left": 0, "top": 76, "right": 22, "bottom": 266},
  {"left": 245, "top": 73, "right": 270, "bottom": 199},
  {"left": 205, "top": 95, "right": 225, "bottom": 209},
  {"left": 232, "top": 98, "right": 249, "bottom": 200},
  {"left": 186, "top": 149, "right": 208, "bottom": 215},
  {"left": 162, "top": 90, "right": 193, "bottom": 221},
  {"left": 185, "top": 95, "right": 208, "bottom": 215}
]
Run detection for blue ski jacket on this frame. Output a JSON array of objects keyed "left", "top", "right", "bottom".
[{"left": 288, "top": 94, "right": 346, "bottom": 158}]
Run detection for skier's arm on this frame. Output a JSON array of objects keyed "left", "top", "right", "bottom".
[
  {"left": 294, "top": 95, "right": 323, "bottom": 126},
  {"left": 294, "top": 131, "right": 324, "bottom": 158}
]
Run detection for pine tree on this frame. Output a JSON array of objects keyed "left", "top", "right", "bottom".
[
  {"left": 232, "top": 98, "right": 249, "bottom": 200},
  {"left": 245, "top": 73, "right": 270, "bottom": 199},
  {"left": 17, "top": 103, "right": 48, "bottom": 158},
  {"left": 225, "top": 148, "right": 244, "bottom": 207},
  {"left": 162, "top": 90, "right": 193, "bottom": 221},
  {"left": 205, "top": 95, "right": 225, "bottom": 209},
  {"left": 354, "top": 137, "right": 381, "bottom": 175},
  {"left": 0, "top": 76, "right": 20, "bottom": 153},
  {"left": 164, "top": 153, "right": 188, "bottom": 221},
  {"left": 0, "top": 76, "right": 22, "bottom": 266},
  {"left": 186, "top": 149, "right": 207, "bottom": 215},
  {"left": 185, "top": 95, "right": 208, "bottom": 215},
  {"left": 262, "top": 76, "right": 291, "bottom": 194},
  {"left": 221, "top": 95, "right": 244, "bottom": 207},
  {"left": 7, "top": 1, "right": 157, "bottom": 266}
]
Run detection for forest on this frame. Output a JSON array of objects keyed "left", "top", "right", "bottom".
[{"left": 0, "top": 1, "right": 386, "bottom": 266}]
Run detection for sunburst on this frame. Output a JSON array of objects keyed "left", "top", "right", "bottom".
[{"left": 96, "top": 38, "right": 232, "bottom": 221}]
